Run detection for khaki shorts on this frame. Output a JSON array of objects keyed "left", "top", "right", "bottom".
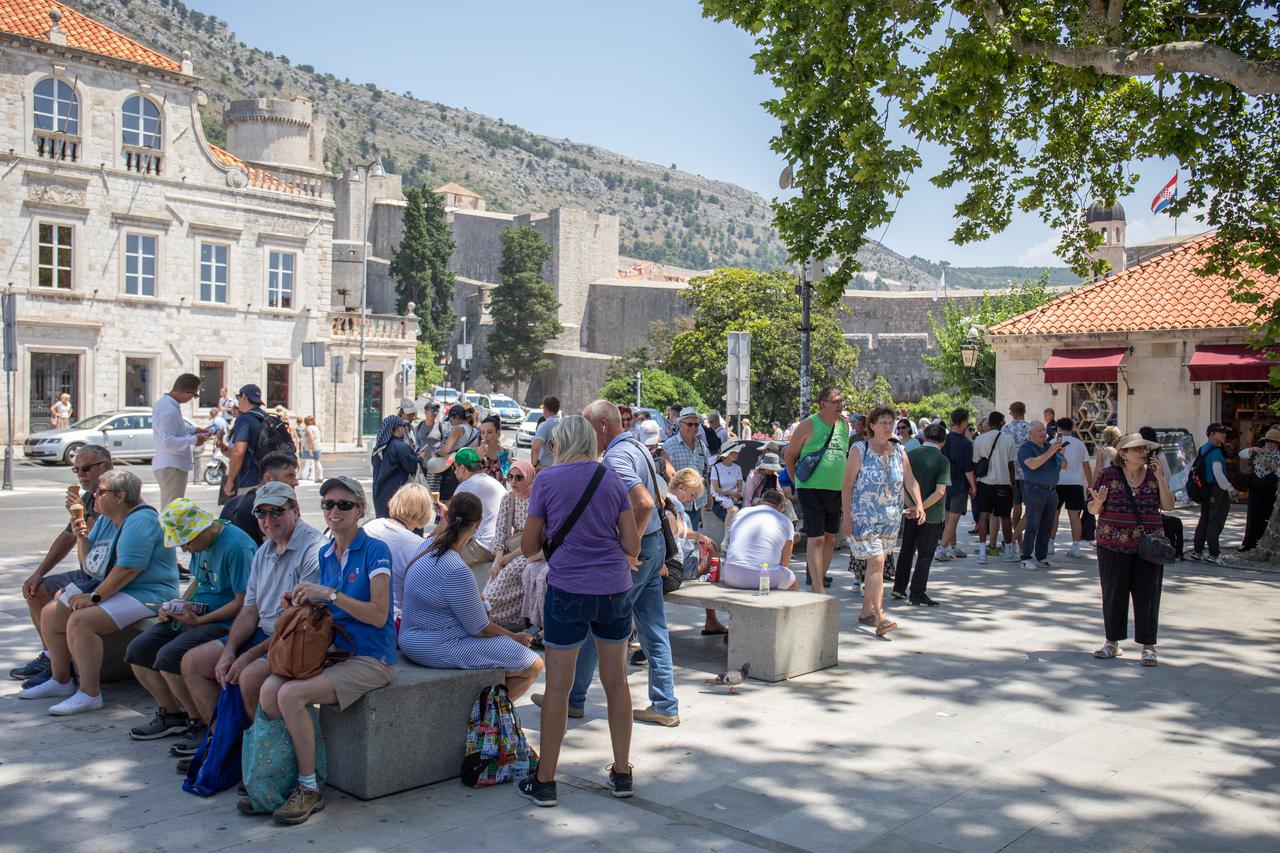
[{"left": 324, "top": 655, "right": 392, "bottom": 711}]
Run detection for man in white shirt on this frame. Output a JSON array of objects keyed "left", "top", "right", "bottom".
[
  {"left": 972, "top": 411, "right": 1019, "bottom": 563},
  {"left": 1053, "top": 417, "right": 1093, "bottom": 559},
  {"left": 152, "top": 374, "right": 209, "bottom": 508},
  {"left": 721, "top": 491, "right": 798, "bottom": 590},
  {"left": 451, "top": 448, "right": 506, "bottom": 581}
]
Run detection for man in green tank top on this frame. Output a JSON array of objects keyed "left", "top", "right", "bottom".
[{"left": 783, "top": 386, "right": 850, "bottom": 594}]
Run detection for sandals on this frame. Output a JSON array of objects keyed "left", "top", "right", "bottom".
[
  {"left": 859, "top": 609, "right": 897, "bottom": 637},
  {"left": 1141, "top": 648, "right": 1158, "bottom": 667},
  {"left": 700, "top": 627, "right": 728, "bottom": 636},
  {"left": 1093, "top": 642, "right": 1122, "bottom": 659}
]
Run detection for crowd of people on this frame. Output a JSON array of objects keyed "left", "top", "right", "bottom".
[{"left": 9, "top": 372, "right": 1262, "bottom": 821}]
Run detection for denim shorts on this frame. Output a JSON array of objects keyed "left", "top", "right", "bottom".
[{"left": 542, "top": 585, "right": 633, "bottom": 649}]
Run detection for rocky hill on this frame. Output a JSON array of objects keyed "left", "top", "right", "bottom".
[{"left": 67, "top": 0, "right": 1074, "bottom": 288}]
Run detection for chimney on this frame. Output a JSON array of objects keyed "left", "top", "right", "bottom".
[{"left": 47, "top": 7, "right": 67, "bottom": 45}]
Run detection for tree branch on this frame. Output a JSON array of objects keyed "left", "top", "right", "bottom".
[
  {"left": 1104, "top": 0, "right": 1125, "bottom": 43},
  {"left": 1013, "top": 39, "right": 1280, "bottom": 95}
]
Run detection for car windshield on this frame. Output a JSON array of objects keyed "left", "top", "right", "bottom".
[
  {"left": 524, "top": 412, "right": 542, "bottom": 423},
  {"left": 70, "top": 414, "right": 113, "bottom": 429}
]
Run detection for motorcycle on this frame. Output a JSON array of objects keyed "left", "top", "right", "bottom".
[{"left": 202, "top": 444, "right": 228, "bottom": 486}]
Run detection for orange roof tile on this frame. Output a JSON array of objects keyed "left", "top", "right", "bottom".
[
  {"left": 0, "top": 1, "right": 182, "bottom": 72},
  {"left": 208, "top": 144, "right": 308, "bottom": 196},
  {"left": 434, "top": 182, "right": 481, "bottom": 198},
  {"left": 988, "top": 236, "right": 1280, "bottom": 337}
]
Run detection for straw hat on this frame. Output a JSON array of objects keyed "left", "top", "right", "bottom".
[{"left": 1115, "top": 433, "right": 1159, "bottom": 451}]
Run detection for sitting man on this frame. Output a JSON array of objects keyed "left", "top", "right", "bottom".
[
  {"left": 19, "top": 470, "right": 180, "bottom": 715},
  {"left": 721, "top": 489, "right": 799, "bottom": 591},
  {"left": 177, "top": 481, "right": 322, "bottom": 765},
  {"left": 124, "top": 498, "right": 256, "bottom": 741},
  {"left": 13, "top": 444, "right": 114, "bottom": 688},
  {"left": 451, "top": 447, "right": 506, "bottom": 572},
  {"left": 220, "top": 452, "right": 301, "bottom": 546}
]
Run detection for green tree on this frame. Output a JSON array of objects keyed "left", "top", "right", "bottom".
[
  {"left": 485, "top": 226, "right": 564, "bottom": 398},
  {"left": 899, "top": 391, "right": 981, "bottom": 423},
  {"left": 390, "top": 187, "right": 455, "bottom": 353},
  {"left": 702, "top": 0, "right": 1279, "bottom": 303},
  {"left": 414, "top": 342, "right": 445, "bottom": 396},
  {"left": 926, "top": 275, "right": 1056, "bottom": 399},
  {"left": 662, "top": 268, "right": 858, "bottom": 421},
  {"left": 601, "top": 368, "right": 707, "bottom": 413},
  {"left": 847, "top": 375, "right": 895, "bottom": 416}
]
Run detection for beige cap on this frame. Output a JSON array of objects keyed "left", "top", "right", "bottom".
[{"left": 1115, "top": 433, "right": 1160, "bottom": 451}]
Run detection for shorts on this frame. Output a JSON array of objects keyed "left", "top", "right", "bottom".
[
  {"left": 124, "top": 621, "right": 228, "bottom": 674},
  {"left": 219, "top": 626, "right": 271, "bottom": 655},
  {"left": 850, "top": 537, "right": 895, "bottom": 560},
  {"left": 40, "top": 568, "right": 98, "bottom": 597},
  {"left": 301, "top": 449, "right": 323, "bottom": 461},
  {"left": 680, "top": 552, "right": 701, "bottom": 582},
  {"left": 711, "top": 502, "right": 728, "bottom": 522},
  {"left": 541, "top": 585, "right": 633, "bottom": 649},
  {"left": 945, "top": 487, "right": 968, "bottom": 516},
  {"left": 1057, "top": 484, "right": 1087, "bottom": 511},
  {"left": 323, "top": 655, "right": 393, "bottom": 711},
  {"left": 721, "top": 561, "right": 796, "bottom": 591},
  {"left": 976, "top": 482, "right": 1014, "bottom": 517},
  {"left": 797, "top": 488, "right": 842, "bottom": 537}
]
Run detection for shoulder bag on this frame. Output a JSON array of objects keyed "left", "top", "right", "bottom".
[
  {"left": 974, "top": 431, "right": 1001, "bottom": 479},
  {"left": 1116, "top": 472, "right": 1177, "bottom": 564},
  {"left": 794, "top": 420, "right": 836, "bottom": 482},
  {"left": 266, "top": 602, "right": 354, "bottom": 679},
  {"left": 542, "top": 463, "right": 607, "bottom": 560}
]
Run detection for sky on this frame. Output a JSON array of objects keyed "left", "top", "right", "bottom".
[{"left": 195, "top": 0, "right": 1190, "bottom": 269}]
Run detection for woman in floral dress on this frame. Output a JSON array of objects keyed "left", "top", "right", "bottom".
[{"left": 481, "top": 458, "right": 535, "bottom": 629}]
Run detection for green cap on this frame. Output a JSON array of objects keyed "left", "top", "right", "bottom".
[{"left": 454, "top": 447, "right": 481, "bottom": 468}]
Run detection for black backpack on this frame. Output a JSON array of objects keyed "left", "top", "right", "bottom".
[
  {"left": 250, "top": 410, "right": 296, "bottom": 462},
  {"left": 702, "top": 423, "right": 723, "bottom": 456},
  {"left": 1185, "top": 450, "right": 1211, "bottom": 503}
]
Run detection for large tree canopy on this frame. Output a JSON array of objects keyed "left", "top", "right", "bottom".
[{"left": 702, "top": 0, "right": 1279, "bottom": 303}]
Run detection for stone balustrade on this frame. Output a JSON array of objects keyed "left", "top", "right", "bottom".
[{"left": 331, "top": 311, "right": 413, "bottom": 341}]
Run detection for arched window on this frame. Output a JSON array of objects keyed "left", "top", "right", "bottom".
[
  {"left": 34, "top": 78, "right": 78, "bottom": 135},
  {"left": 122, "top": 95, "right": 162, "bottom": 149},
  {"left": 1099, "top": 227, "right": 1109, "bottom": 245},
  {"left": 1115, "top": 227, "right": 1122, "bottom": 244}
]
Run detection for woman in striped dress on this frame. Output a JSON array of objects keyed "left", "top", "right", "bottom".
[{"left": 398, "top": 492, "right": 543, "bottom": 699}]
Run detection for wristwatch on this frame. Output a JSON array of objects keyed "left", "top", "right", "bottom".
[
  {"left": 326, "top": 589, "right": 338, "bottom": 603},
  {"left": 90, "top": 592, "right": 101, "bottom": 604}
]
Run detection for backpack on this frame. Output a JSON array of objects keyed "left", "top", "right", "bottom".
[
  {"left": 183, "top": 684, "right": 252, "bottom": 797},
  {"left": 267, "top": 602, "right": 352, "bottom": 680},
  {"left": 1185, "top": 451, "right": 1211, "bottom": 504},
  {"left": 460, "top": 685, "right": 538, "bottom": 787},
  {"left": 250, "top": 409, "right": 296, "bottom": 463},
  {"left": 702, "top": 423, "right": 723, "bottom": 456}
]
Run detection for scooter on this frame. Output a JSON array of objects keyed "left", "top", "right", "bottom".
[{"left": 202, "top": 444, "right": 228, "bottom": 486}]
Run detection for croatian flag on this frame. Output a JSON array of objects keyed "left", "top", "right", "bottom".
[{"left": 1151, "top": 172, "right": 1177, "bottom": 215}]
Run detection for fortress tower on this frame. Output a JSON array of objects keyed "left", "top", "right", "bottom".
[
  {"left": 223, "top": 96, "right": 327, "bottom": 176},
  {"left": 1086, "top": 201, "right": 1127, "bottom": 276}
]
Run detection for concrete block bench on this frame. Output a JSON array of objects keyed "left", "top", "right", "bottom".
[
  {"left": 100, "top": 618, "right": 151, "bottom": 683},
  {"left": 665, "top": 583, "right": 838, "bottom": 682},
  {"left": 319, "top": 655, "right": 504, "bottom": 800}
]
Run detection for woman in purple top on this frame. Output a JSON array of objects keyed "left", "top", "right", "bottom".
[
  {"left": 1086, "top": 433, "right": 1174, "bottom": 666},
  {"left": 518, "top": 415, "right": 640, "bottom": 807}
]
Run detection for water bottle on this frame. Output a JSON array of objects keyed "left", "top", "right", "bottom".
[{"left": 757, "top": 565, "right": 770, "bottom": 597}]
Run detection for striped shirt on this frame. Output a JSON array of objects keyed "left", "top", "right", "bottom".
[{"left": 662, "top": 433, "right": 709, "bottom": 511}]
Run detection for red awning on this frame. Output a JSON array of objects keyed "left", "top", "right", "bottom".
[
  {"left": 1187, "top": 344, "right": 1279, "bottom": 383},
  {"left": 1042, "top": 347, "right": 1128, "bottom": 384}
]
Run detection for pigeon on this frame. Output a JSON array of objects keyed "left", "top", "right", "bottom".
[{"left": 704, "top": 663, "right": 750, "bottom": 693}]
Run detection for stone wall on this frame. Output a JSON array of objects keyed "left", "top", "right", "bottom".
[
  {"left": 584, "top": 279, "right": 690, "bottom": 356},
  {"left": 447, "top": 209, "right": 515, "bottom": 284},
  {"left": 523, "top": 350, "right": 615, "bottom": 413}
]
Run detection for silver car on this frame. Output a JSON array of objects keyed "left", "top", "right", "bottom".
[
  {"left": 489, "top": 394, "right": 524, "bottom": 428},
  {"left": 23, "top": 408, "right": 181, "bottom": 465}
]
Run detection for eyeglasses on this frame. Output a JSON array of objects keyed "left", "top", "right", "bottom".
[
  {"left": 621, "top": 418, "right": 633, "bottom": 425},
  {"left": 252, "top": 506, "right": 288, "bottom": 519},
  {"left": 93, "top": 487, "right": 120, "bottom": 497},
  {"left": 71, "top": 461, "right": 109, "bottom": 474},
  {"left": 822, "top": 397, "right": 844, "bottom": 406},
  {"left": 510, "top": 474, "right": 525, "bottom": 482},
  {"left": 897, "top": 426, "right": 911, "bottom": 433},
  {"left": 680, "top": 421, "right": 698, "bottom": 428},
  {"left": 321, "top": 499, "right": 360, "bottom": 512}
]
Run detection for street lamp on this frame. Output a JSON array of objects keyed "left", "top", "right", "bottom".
[
  {"left": 961, "top": 326, "right": 982, "bottom": 369},
  {"left": 348, "top": 156, "right": 385, "bottom": 446}
]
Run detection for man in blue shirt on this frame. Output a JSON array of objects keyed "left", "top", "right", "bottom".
[
  {"left": 224, "top": 384, "right": 266, "bottom": 498},
  {"left": 1017, "top": 421, "right": 1065, "bottom": 570},
  {"left": 1191, "top": 422, "right": 1238, "bottom": 564}
]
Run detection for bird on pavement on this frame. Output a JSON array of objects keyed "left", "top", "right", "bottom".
[{"left": 704, "top": 663, "right": 750, "bottom": 693}]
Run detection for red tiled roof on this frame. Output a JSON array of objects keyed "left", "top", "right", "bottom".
[
  {"left": 0, "top": 1, "right": 182, "bottom": 72},
  {"left": 208, "top": 145, "right": 307, "bottom": 196},
  {"left": 988, "top": 236, "right": 1280, "bottom": 336}
]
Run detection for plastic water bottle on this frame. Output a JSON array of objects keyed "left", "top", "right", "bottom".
[{"left": 757, "top": 566, "right": 770, "bottom": 597}]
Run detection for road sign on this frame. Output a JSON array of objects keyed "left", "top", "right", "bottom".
[
  {"left": 726, "top": 331, "right": 751, "bottom": 415},
  {"left": 301, "top": 341, "right": 326, "bottom": 368},
  {"left": 2, "top": 293, "right": 15, "bottom": 373},
  {"left": 456, "top": 343, "right": 473, "bottom": 361},
  {"left": 330, "top": 354, "right": 344, "bottom": 385}
]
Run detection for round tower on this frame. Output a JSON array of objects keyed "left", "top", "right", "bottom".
[
  {"left": 223, "top": 96, "right": 326, "bottom": 175},
  {"left": 1086, "top": 201, "right": 1126, "bottom": 275}
]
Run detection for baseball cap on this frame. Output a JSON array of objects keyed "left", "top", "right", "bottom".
[
  {"left": 454, "top": 447, "right": 481, "bottom": 468},
  {"left": 1207, "top": 422, "right": 1228, "bottom": 435},
  {"left": 159, "top": 498, "right": 217, "bottom": 548},
  {"left": 319, "top": 475, "right": 367, "bottom": 506},
  {"left": 254, "top": 480, "right": 297, "bottom": 508},
  {"left": 678, "top": 406, "right": 699, "bottom": 422},
  {"left": 237, "top": 384, "right": 263, "bottom": 405},
  {"left": 637, "top": 419, "right": 662, "bottom": 447},
  {"left": 399, "top": 396, "right": 418, "bottom": 415},
  {"left": 447, "top": 404, "right": 467, "bottom": 419}
]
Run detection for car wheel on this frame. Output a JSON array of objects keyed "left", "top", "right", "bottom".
[{"left": 62, "top": 442, "right": 84, "bottom": 465}]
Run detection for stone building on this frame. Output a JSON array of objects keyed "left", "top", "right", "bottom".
[{"left": 0, "top": 2, "right": 415, "bottom": 444}]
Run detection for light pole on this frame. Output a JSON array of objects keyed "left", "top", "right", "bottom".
[
  {"left": 779, "top": 164, "right": 820, "bottom": 417},
  {"left": 961, "top": 324, "right": 993, "bottom": 396},
  {"left": 348, "top": 156, "right": 385, "bottom": 446}
]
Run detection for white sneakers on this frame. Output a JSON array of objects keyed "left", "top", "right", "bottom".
[
  {"left": 50, "top": 690, "right": 104, "bottom": 716},
  {"left": 17, "top": 678, "right": 103, "bottom": 715},
  {"left": 1019, "top": 559, "right": 1035, "bottom": 570},
  {"left": 17, "top": 677, "right": 75, "bottom": 700}
]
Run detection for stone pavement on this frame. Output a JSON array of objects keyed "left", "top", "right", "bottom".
[{"left": 0, "top": 508, "right": 1277, "bottom": 852}]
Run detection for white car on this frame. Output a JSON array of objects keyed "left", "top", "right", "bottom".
[
  {"left": 516, "top": 410, "right": 544, "bottom": 447},
  {"left": 432, "top": 387, "right": 461, "bottom": 406},
  {"left": 489, "top": 395, "right": 524, "bottom": 427}
]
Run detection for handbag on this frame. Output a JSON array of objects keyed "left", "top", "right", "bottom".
[
  {"left": 241, "top": 705, "right": 328, "bottom": 812},
  {"left": 182, "top": 684, "right": 252, "bottom": 797},
  {"left": 794, "top": 420, "right": 837, "bottom": 483},
  {"left": 461, "top": 684, "right": 538, "bottom": 787},
  {"left": 974, "top": 431, "right": 1000, "bottom": 479},
  {"left": 1117, "top": 473, "right": 1177, "bottom": 564},
  {"left": 267, "top": 602, "right": 354, "bottom": 679},
  {"left": 542, "top": 463, "right": 607, "bottom": 560}
]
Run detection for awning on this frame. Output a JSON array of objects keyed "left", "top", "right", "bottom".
[
  {"left": 1187, "top": 344, "right": 1279, "bottom": 383},
  {"left": 1042, "top": 347, "right": 1128, "bottom": 384}
]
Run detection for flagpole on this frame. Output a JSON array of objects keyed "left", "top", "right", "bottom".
[{"left": 1174, "top": 168, "right": 1179, "bottom": 236}]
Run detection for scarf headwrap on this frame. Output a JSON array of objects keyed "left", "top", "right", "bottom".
[
  {"left": 508, "top": 458, "right": 536, "bottom": 498},
  {"left": 371, "top": 415, "right": 409, "bottom": 461}
]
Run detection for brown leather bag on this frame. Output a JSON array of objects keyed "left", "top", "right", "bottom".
[{"left": 267, "top": 602, "right": 352, "bottom": 679}]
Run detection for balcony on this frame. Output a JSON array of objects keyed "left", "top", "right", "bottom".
[
  {"left": 34, "top": 130, "right": 79, "bottom": 163},
  {"left": 123, "top": 144, "right": 162, "bottom": 176},
  {"left": 331, "top": 312, "right": 415, "bottom": 343}
]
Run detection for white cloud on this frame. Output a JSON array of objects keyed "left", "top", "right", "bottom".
[{"left": 1017, "top": 234, "right": 1062, "bottom": 267}]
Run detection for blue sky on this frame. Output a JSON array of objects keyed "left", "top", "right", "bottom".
[{"left": 196, "top": 0, "right": 1188, "bottom": 268}]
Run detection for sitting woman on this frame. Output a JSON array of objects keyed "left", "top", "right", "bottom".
[
  {"left": 742, "top": 452, "right": 784, "bottom": 508},
  {"left": 722, "top": 490, "right": 799, "bottom": 591},
  {"left": 362, "top": 482, "right": 436, "bottom": 623},
  {"left": 399, "top": 492, "right": 543, "bottom": 697},
  {"left": 667, "top": 467, "right": 727, "bottom": 635},
  {"left": 254, "top": 476, "right": 397, "bottom": 826},
  {"left": 483, "top": 459, "right": 537, "bottom": 631}
]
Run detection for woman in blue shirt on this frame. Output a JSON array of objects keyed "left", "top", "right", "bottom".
[{"left": 256, "top": 476, "right": 396, "bottom": 825}]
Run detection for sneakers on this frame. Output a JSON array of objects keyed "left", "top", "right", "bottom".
[
  {"left": 176, "top": 757, "right": 192, "bottom": 775},
  {"left": 935, "top": 550, "right": 953, "bottom": 562},
  {"left": 607, "top": 763, "right": 634, "bottom": 798},
  {"left": 890, "top": 589, "right": 908, "bottom": 600},
  {"left": 1202, "top": 554, "right": 1226, "bottom": 566},
  {"left": 20, "top": 667, "right": 55, "bottom": 690},
  {"left": 10, "top": 652, "right": 50, "bottom": 680},
  {"left": 1002, "top": 547, "right": 1020, "bottom": 562},
  {"left": 1186, "top": 551, "right": 1203, "bottom": 562},
  {"left": 238, "top": 796, "right": 270, "bottom": 816},
  {"left": 518, "top": 775, "right": 558, "bottom": 807},
  {"left": 630, "top": 648, "right": 647, "bottom": 666},
  {"left": 633, "top": 705, "right": 680, "bottom": 727},
  {"left": 272, "top": 785, "right": 325, "bottom": 825},
  {"left": 531, "top": 693, "right": 584, "bottom": 719},
  {"left": 18, "top": 676, "right": 76, "bottom": 700},
  {"left": 170, "top": 723, "right": 208, "bottom": 756},
  {"left": 1019, "top": 559, "right": 1035, "bottom": 570},
  {"left": 952, "top": 548, "right": 968, "bottom": 559},
  {"left": 976, "top": 551, "right": 988, "bottom": 565},
  {"left": 1037, "top": 559, "right": 1054, "bottom": 569},
  {"left": 1046, "top": 542, "right": 1056, "bottom": 555},
  {"left": 49, "top": 690, "right": 104, "bottom": 716},
  {"left": 1068, "top": 546, "right": 1083, "bottom": 559},
  {"left": 130, "top": 709, "right": 190, "bottom": 740},
  {"left": 909, "top": 594, "right": 939, "bottom": 607}
]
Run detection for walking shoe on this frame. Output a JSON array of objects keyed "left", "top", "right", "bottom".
[
  {"left": 1069, "top": 547, "right": 1083, "bottom": 559},
  {"left": 130, "top": 709, "right": 190, "bottom": 740},
  {"left": 176, "top": 757, "right": 192, "bottom": 775},
  {"left": 1186, "top": 551, "right": 1204, "bottom": 562},
  {"left": 518, "top": 775, "right": 558, "bottom": 807},
  {"left": 238, "top": 797, "right": 270, "bottom": 816},
  {"left": 170, "top": 723, "right": 208, "bottom": 755},
  {"left": 21, "top": 668, "right": 56, "bottom": 690},
  {"left": 976, "top": 552, "right": 988, "bottom": 565},
  {"left": 630, "top": 648, "right": 647, "bottom": 666},
  {"left": 607, "top": 763, "right": 635, "bottom": 798},
  {"left": 49, "top": 690, "right": 104, "bottom": 716},
  {"left": 1203, "top": 554, "right": 1226, "bottom": 566},
  {"left": 18, "top": 676, "right": 76, "bottom": 700},
  {"left": 1019, "top": 559, "right": 1035, "bottom": 570},
  {"left": 909, "top": 594, "right": 939, "bottom": 606},
  {"left": 1003, "top": 548, "right": 1020, "bottom": 562},
  {"left": 935, "top": 550, "right": 953, "bottom": 562},
  {"left": 890, "top": 589, "right": 908, "bottom": 600},
  {"left": 633, "top": 706, "right": 680, "bottom": 727},
  {"left": 10, "top": 652, "right": 50, "bottom": 680},
  {"left": 1037, "top": 559, "right": 1054, "bottom": 569},
  {"left": 531, "top": 693, "right": 584, "bottom": 719},
  {"left": 952, "top": 548, "right": 968, "bottom": 559},
  {"left": 272, "top": 785, "right": 325, "bottom": 825},
  {"left": 1046, "top": 542, "right": 1056, "bottom": 555}
]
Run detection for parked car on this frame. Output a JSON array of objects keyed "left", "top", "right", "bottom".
[
  {"left": 516, "top": 411, "right": 544, "bottom": 447},
  {"left": 432, "top": 387, "right": 462, "bottom": 406},
  {"left": 23, "top": 408, "right": 191, "bottom": 465},
  {"left": 464, "top": 391, "right": 492, "bottom": 422},
  {"left": 632, "top": 408, "right": 668, "bottom": 436},
  {"left": 489, "top": 394, "right": 524, "bottom": 428}
]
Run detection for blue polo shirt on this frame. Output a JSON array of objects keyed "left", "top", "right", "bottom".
[
  {"left": 319, "top": 529, "right": 397, "bottom": 665},
  {"left": 604, "top": 432, "right": 662, "bottom": 535},
  {"left": 1018, "top": 440, "right": 1062, "bottom": 488},
  {"left": 191, "top": 522, "right": 256, "bottom": 626}
]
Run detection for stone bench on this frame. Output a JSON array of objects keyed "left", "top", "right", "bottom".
[
  {"left": 665, "top": 583, "right": 838, "bottom": 682},
  {"left": 100, "top": 618, "right": 151, "bottom": 683},
  {"left": 318, "top": 655, "right": 504, "bottom": 800}
]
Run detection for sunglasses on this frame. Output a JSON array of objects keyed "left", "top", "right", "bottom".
[
  {"left": 71, "top": 461, "right": 109, "bottom": 475},
  {"left": 321, "top": 499, "right": 360, "bottom": 512},
  {"left": 252, "top": 506, "right": 288, "bottom": 519},
  {"left": 510, "top": 474, "right": 525, "bottom": 482},
  {"left": 93, "top": 487, "right": 120, "bottom": 497}
]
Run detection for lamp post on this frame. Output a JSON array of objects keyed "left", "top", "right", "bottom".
[
  {"left": 348, "top": 156, "right": 385, "bottom": 446},
  {"left": 961, "top": 326, "right": 982, "bottom": 369}
]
